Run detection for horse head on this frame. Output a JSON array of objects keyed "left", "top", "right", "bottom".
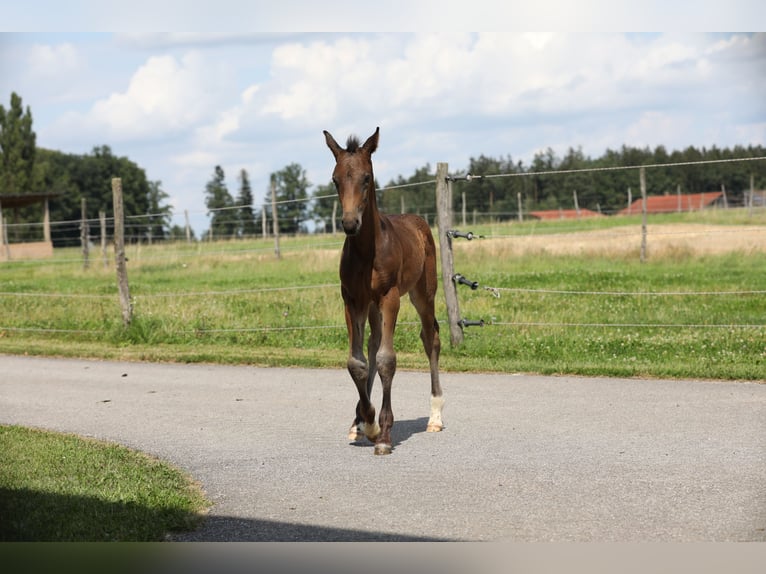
[{"left": 324, "top": 127, "right": 379, "bottom": 236}]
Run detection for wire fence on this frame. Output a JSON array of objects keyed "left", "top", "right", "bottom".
[
  {"left": 1, "top": 156, "right": 764, "bottom": 343},
  {"left": 3, "top": 154, "right": 762, "bottom": 247},
  {"left": 1, "top": 254, "right": 763, "bottom": 335}
]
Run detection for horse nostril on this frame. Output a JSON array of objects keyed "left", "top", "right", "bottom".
[{"left": 342, "top": 214, "right": 361, "bottom": 236}]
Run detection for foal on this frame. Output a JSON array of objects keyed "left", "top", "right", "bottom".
[{"left": 324, "top": 126, "right": 444, "bottom": 455}]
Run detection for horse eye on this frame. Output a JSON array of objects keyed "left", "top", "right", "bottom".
[
  {"left": 362, "top": 174, "right": 371, "bottom": 186},
  {"left": 332, "top": 177, "right": 339, "bottom": 188}
]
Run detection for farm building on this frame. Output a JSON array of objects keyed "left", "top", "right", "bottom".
[
  {"left": 529, "top": 208, "right": 604, "bottom": 220},
  {"left": 619, "top": 191, "right": 724, "bottom": 216},
  {"left": 0, "top": 193, "right": 57, "bottom": 261}
]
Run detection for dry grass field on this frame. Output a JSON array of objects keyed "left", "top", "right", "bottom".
[{"left": 474, "top": 224, "right": 766, "bottom": 258}]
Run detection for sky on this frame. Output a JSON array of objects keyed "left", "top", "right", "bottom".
[{"left": 1, "top": 2, "right": 765, "bottom": 235}]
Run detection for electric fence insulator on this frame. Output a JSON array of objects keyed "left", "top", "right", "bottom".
[
  {"left": 458, "top": 319, "right": 485, "bottom": 328},
  {"left": 452, "top": 273, "right": 479, "bottom": 290}
]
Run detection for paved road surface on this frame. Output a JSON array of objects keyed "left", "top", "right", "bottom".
[{"left": 1, "top": 355, "right": 764, "bottom": 541}]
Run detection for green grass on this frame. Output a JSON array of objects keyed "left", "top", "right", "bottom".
[
  {"left": 1, "top": 209, "right": 764, "bottom": 380},
  {"left": 0, "top": 425, "right": 210, "bottom": 541}
]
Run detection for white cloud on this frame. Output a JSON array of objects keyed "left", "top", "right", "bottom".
[
  {"left": 50, "top": 50, "right": 234, "bottom": 142},
  {"left": 14, "top": 31, "right": 764, "bottom": 237},
  {"left": 27, "top": 42, "right": 80, "bottom": 76}
]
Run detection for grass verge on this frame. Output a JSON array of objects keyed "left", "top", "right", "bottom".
[{"left": 0, "top": 425, "right": 210, "bottom": 541}]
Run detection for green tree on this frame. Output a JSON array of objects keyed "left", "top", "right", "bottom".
[
  {"left": 464, "top": 154, "right": 520, "bottom": 220},
  {"left": 237, "top": 168, "right": 257, "bottom": 237},
  {"left": 146, "top": 180, "right": 172, "bottom": 241},
  {"left": 205, "top": 165, "right": 236, "bottom": 239},
  {"left": 311, "top": 182, "right": 338, "bottom": 233},
  {"left": 31, "top": 146, "right": 160, "bottom": 246},
  {"left": 379, "top": 164, "right": 433, "bottom": 219},
  {"left": 0, "top": 92, "right": 36, "bottom": 196},
  {"left": 528, "top": 148, "right": 559, "bottom": 208},
  {"left": 272, "top": 163, "right": 310, "bottom": 234},
  {"left": 74, "top": 145, "right": 151, "bottom": 243}
]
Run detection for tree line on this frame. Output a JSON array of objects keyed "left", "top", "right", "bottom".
[
  {"left": 0, "top": 93, "right": 172, "bottom": 246},
  {"left": 2, "top": 91, "right": 764, "bottom": 247},
  {"left": 377, "top": 144, "right": 766, "bottom": 221}
]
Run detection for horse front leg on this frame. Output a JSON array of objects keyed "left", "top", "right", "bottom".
[
  {"left": 345, "top": 304, "right": 379, "bottom": 443},
  {"left": 373, "top": 292, "right": 400, "bottom": 455}
]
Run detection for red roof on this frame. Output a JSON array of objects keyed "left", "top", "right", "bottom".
[
  {"left": 619, "top": 192, "right": 723, "bottom": 215},
  {"left": 529, "top": 208, "right": 604, "bottom": 220}
]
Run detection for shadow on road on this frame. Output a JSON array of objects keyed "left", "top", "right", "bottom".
[
  {"left": 349, "top": 416, "right": 432, "bottom": 452},
  {"left": 172, "top": 514, "right": 454, "bottom": 542}
]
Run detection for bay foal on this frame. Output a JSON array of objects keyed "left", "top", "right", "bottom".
[{"left": 324, "top": 127, "right": 444, "bottom": 455}]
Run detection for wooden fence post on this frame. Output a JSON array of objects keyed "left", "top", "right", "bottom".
[
  {"left": 640, "top": 167, "right": 647, "bottom": 263},
  {"left": 184, "top": 210, "right": 191, "bottom": 243},
  {"left": 99, "top": 210, "right": 108, "bottom": 268},
  {"left": 573, "top": 190, "right": 580, "bottom": 219},
  {"left": 435, "top": 163, "right": 463, "bottom": 346},
  {"left": 271, "top": 175, "right": 281, "bottom": 259},
  {"left": 112, "top": 178, "right": 132, "bottom": 326},
  {"left": 749, "top": 173, "right": 755, "bottom": 216},
  {"left": 0, "top": 200, "right": 9, "bottom": 260},
  {"left": 80, "top": 197, "right": 90, "bottom": 270},
  {"left": 43, "top": 198, "right": 51, "bottom": 243}
]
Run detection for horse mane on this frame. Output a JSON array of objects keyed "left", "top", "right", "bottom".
[{"left": 345, "top": 135, "right": 361, "bottom": 153}]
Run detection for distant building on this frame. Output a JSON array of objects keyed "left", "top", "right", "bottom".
[
  {"left": 528, "top": 208, "right": 604, "bottom": 221},
  {"left": 619, "top": 192, "right": 724, "bottom": 215},
  {"left": 0, "top": 193, "right": 58, "bottom": 261}
]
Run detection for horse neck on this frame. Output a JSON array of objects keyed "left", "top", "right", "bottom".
[{"left": 350, "top": 179, "right": 382, "bottom": 254}]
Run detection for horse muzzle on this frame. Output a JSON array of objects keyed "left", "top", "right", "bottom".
[{"left": 342, "top": 214, "right": 361, "bottom": 236}]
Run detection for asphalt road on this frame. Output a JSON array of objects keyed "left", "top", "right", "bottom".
[{"left": 1, "top": 354, "right": 764, "bottom": 542}]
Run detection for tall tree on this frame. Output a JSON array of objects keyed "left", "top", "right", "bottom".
[
  {"left": 147, "top": 180, "right": 172, "bottom": 241},
  {"left": 311, "top": 182, "right": 338, "bottom": 233},
  {"left": 272, "top": 163, "right": 310, "bottom": 234},
  {"left": 237, "top": 168, "right": 257, "bottom": 237},
  {"left": 205, "top": 165, "right": 236, "bottom": 239},
  {"left": 379, "top": 163, "right": 433, "bottom": 218},
  {"left": 0, "top": 92, "right": 37, "bottom": 196},
  {"left": 30, "top": 145, "right": 160, "bottom": 246}
]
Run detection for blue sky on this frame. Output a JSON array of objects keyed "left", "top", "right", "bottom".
[{"left": 2, "top": 3, "right": 765, "bottom": 235}]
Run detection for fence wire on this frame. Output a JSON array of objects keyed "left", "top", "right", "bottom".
[{"left": 2, "top": 155, "right": 764, "bottom": 342}]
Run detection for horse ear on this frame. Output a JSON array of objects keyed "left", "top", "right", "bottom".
[
  {"left": 324, "top": 130, "right": 343, "bottom": 160},
  {"left": 362, "top": 127, "right": 379, "bottom": 155}
]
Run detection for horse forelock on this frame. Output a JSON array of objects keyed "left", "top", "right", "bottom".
[{"left": 345, "top": 135, "right": 361, "bottom": 153}]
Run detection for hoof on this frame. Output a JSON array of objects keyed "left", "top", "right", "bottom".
[
  {"left": 364, "top": 422, "right": 381, "bottom": 442},
  {"left": 348, "top": 420, "right": 365, "bottom": 441},
  {"left": 426, "top": 423, "right": 444, "bottom": 432},
  {"left": 374, "top": 443, "right": 392, "bottom": 455}
]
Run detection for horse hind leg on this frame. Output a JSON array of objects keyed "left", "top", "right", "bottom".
[
  {"left": 423, "top": 318, "right": 445, "bottom": 432},
  {"left": 412, "top": 291, "right": 444, "bottom": 433}
]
